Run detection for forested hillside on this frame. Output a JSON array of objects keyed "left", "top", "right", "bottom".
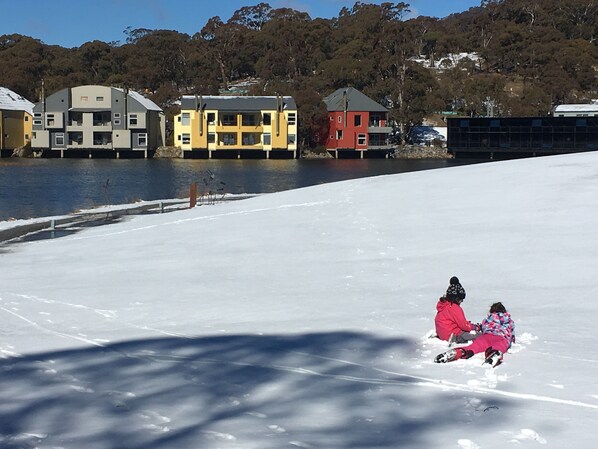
[{"left": 2, "top": 0, "right": 597, "bottom": 147}]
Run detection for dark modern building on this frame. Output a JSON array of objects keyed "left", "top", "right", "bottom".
[{"left": 447, "top": 116, "right": 598, "bottom": 159}]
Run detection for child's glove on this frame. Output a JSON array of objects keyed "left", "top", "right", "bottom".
[{"left": 474, "top": 323, "right": 482, "bottom": 333}]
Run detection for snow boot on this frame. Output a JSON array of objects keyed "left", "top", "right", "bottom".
[
  {"left": 483, "top": 348, "right": 503, "bottom": 368},
  {"left": 434, "top": 348, "right": 474, "bottom": 363}
]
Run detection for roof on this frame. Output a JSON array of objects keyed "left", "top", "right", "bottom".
[
  {"left": 323, "top": 87, "right": 388, "bottom": 113},
  {"left": 180, "top": 95, "right": 297, "bottom": 112},
  {"left": 0, "top": 87, "right": 34, "bottom": 115},
  {"left": 553, "top": 104, "right": 598, "bottom": 113},
  {"left": 116, "top": 88, "right": 163, "bottom": 112}
]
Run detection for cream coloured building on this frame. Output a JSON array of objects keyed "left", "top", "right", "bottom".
[{"left": 31, "top": 85, "right": 165, "bottom": 158}]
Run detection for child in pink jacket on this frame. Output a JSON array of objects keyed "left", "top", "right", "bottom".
[{"left": 435, "top": 276, "right": 480, "bottom": 344}]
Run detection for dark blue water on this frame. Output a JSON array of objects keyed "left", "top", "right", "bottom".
[{"left": 0, "top": 158, "right": 480, "bottom": 221}]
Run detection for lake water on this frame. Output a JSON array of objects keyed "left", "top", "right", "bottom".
[{"left": 0, "top": 158, "right": 482, "bottom": 221}]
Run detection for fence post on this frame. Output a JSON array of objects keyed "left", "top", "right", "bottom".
[{"left": 190, "top": 183, "right": 197, "bottom": 208}]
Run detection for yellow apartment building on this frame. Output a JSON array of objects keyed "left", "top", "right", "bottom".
[
  {"left": 0, "top": 87, "right": 34, "bottom": 156},
  {"left": 174, "top": 95, "right": 298, "bottom": 159}
]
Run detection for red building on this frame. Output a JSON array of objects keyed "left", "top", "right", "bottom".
[{"left": 323, "top": 87, "right": 393, "bottom": 157}]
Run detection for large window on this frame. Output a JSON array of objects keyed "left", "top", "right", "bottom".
[
  {"left": 287, "top": 134, "right": 296, "bottom": 145},
  {"left": 222, "top": 114, "right": 236, "bottom": 126},
  {"left": 182, "top": 133, "right": 191, "bottom": 145},
  {"left": 207, "top": 113, "right": 216, "bottom": 124},
  {"left": 242, "top": 133, "right": 258, "bottom": 145},
  {"left": 222, "top": 133, "right": 236, "bottom": 145},
  {"left": 263, "top": 133, "right": 271, "bottom": 145},
  {"left": 263, "top": 113, "right": 271, "bottom": 125},
  {"left": 242, "top": 114, "right": 258, "bottom": 126},
  {"left": 181, "top": 113, "right": 191, "bottom": 126},
  {"left": 336, "top": 130, "right": 343, "bottom": 140},
  {"left": 129, "top": 114, "right": 138, "bottom": 126},
  {"left": 354, "top": 115, "right": 362, "bottom": 127},
  {"left": 208, "top": 133, "right": 216, "bottom": 143},
  {"left": 357, "top": 134, "right": 366, "bottom": 145},
  {"left": 55, "top": 133, "right": 64, "bottom": 146},
  {"left": 288, "top": 113, "right": 296, "bottom": 125}
]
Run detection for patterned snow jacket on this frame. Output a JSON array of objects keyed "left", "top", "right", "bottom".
[
  {"left": 481, "top": 312, "right": 516, "bottom": 348},
  {"left": 434, "top": 297, "right": 474, "bottom": 341}
]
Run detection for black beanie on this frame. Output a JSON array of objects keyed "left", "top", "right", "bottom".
[{"left": 446, "top": 277, "right": 466, "bottom": 302}]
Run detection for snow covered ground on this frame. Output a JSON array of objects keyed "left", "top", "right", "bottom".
[{"left": 1, "top": 152, "right": 597, "bottom": 448}]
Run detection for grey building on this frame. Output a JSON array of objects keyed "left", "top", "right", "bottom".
[{"left": 32, "top": 85, "right": 165, "bottom": 157}]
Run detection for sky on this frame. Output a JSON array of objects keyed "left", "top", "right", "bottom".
[
  {"left": 1, "top": 151, "right": 597, "bottom": 448},
  {"left": 1, "top": 0, "right": 482, "bottom": 48}
]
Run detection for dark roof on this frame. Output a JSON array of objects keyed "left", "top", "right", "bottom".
[
  {"left": 180, "top": 95, "right": 297, "bottom": 111},
  {"left": 323, "top": 87, "right": 388, "bottom": 113}
]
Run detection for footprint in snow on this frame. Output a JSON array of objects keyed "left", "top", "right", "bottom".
[
  {"left": 457, "top": 439, "right": 480, "bottom": 449},
  {"left": 510, "top": 428, "right": 547, "bottom": 444},
  {"left": 139, "top": 410, "right": 171, "bottom": 433},
  {"left": 202, "top": 430, "right": 236, "bottom": 441}
]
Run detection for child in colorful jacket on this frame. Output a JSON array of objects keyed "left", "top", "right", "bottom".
[
  {"left": 434, "top": 276, "right": 480, "bottom": 344},
  {"left": 434, "top": 302, "right": 515, "bottom": 367}
]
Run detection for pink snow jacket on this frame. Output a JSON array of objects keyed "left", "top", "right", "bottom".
[
  {"left": 481, "top": 311, "right": 515, "bottom": 348},
  {"left": 434, "top": 297, "right": 474, "bottom": 341}
]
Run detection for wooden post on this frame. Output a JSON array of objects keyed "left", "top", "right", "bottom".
[{"left": 190, "top": 183, "right": 197, "bottom": 208}]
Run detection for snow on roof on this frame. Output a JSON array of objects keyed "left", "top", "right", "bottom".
[
  {"left": 124, "top": 89, "right": 163, "bottom": 112},
  {"left": 0, "top": 87, "right": 34, "bottom": 115},
  {"left": 553, "top": 104, "right": 598, "bottom": 112}
]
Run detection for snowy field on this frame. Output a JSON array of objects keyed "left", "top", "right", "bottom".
[{"left": 1, "top": 152, "right": 597, "bottom": 448}]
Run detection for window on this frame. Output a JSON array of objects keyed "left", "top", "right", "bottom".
[
  {"left": 222, "top": 114, "right": 236, "bottom": 126},
  {"left": 263, "top": 133, "right": 271, "bottom": 145},
  {"left": 336, "top": 130, "right": 343, "bottom": 140},
  {"left": 287, "top": 134, "right": 296, "bottom": 145},
  {"left": 177, "top": 135, "right": 181, "bottom": 142},
  {"left": 208, "top": 133, "right": 216, "bottom": 143},
  {"left": 338, "top": 116, "right": 342, "bottom": 123},
  {"left": 222, "top": 133, "right": 236, "bottom": 145},
  {"left": 138, "top": 133, "right": 147, "bottom": 146},
  {"left": 34, "top": 119, "right": 42, "bottom": 126},
  {"left": 357, "top": 134, "right": 366, "bottom": 145},
  {"left": 207, "top": 113, "right": 215, "bottom": 124},
  {"left": 287, "top": 113, "right": 296, "bottom": 125},
  {"left": 24, "top": 116, "right": 29, "bottom": 121},
  {"left": 329, "top": 116, "right": 334, "bottom": 121},
  {"left": 80, "top": 96, "right": 88, "bottom": 102},
  {"left": 354, "top": 115, "right": 362, "bottom": 126},
  {"left": 182, "top": 133, "right": 191, "bottom": 144},
  {"left": 182, "top": 113, "right": 191, "bottom": 126},
  {"left": 114, "top": 119, "right": 121, "bottom": 126},
  {"left": 46, "top": 114, "right": 55, "bottom": 127},
  {"left": 96, "top": 96, "right": 104, "bottom": 101},
  {"left": 129, "top": 114, "right": 138, "bottom": 126},
  {"left": 55, "top": 133, "right": 64, "bottom": 146},
  {"left": 242, "top": 114, "right": 258, "bottom": 126},
  {"left": 242, "top": 133, "right": 257, "bottom": 145},
  {"left": 114, "top": 113, "right": 121, "bottom": 119},
  {"left": 263, "top": 113, "right": 271, "bottom": 125}
]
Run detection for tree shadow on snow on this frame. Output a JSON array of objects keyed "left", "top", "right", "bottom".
[{"left": 0, "top": 332, "right": 511, "bottom": 449}]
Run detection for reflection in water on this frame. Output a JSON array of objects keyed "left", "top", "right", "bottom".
[{"left": 0, "top": 158, "right": 479, "bottom": 221}]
